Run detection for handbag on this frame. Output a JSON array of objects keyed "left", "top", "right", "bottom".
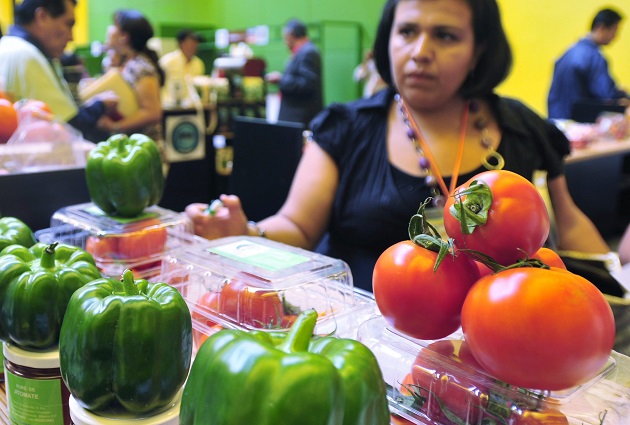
[
  {"left": 558, "top": 250, "right": 626, "bottom": 297},
  {"left": 534, "top": 170, "right": 630, "bottom": 354},
  {"left": 533, "top": 170, "right": 626, "bottom": 295}
]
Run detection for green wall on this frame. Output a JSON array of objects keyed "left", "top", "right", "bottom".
[
  {"left": 87, "top": 0, "right": 219, "bottom": 42},
  {"left": 86, "top": 0, "right": 385, "bottom": 105}
]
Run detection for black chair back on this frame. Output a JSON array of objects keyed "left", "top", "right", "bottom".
[{"left": 229, "top": 116, "right": 305, "bottom": 222}]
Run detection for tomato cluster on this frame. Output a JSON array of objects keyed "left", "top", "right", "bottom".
[
  {"left": 373, "top": 169, "right": 615, "bottom": 392},
  {"left": 192, "top": 276, "right": 299, "bottom": 349},
  {"left": 0, "top": 97, "right": 53, "bottom": 144},
  {"left": 85, "top": 218, "right": 168, "bottom": 260}
]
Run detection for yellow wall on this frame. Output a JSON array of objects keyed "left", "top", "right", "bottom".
[
  {"left": 497, "top": 1, "right": 630, "bottom": 116},
  {"left": 0, "top": 0, "right": 11, "bottom": 34},
  {"left": 0, "top": 0, "right": 88, "bottom": 45}
]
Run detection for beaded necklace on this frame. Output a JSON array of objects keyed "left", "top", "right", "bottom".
[{"left": 395, "top": 94, "right": 505, "bottom": 207}]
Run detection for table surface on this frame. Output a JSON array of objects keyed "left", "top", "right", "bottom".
[
  {"left": 0, "top": 383, "right": 9, "bottom": 425},
  {"left": 0, "top": 362, "right": 629, "bottom": 425},
  {"left": 566, "top": 137, "right": 630, "bottom": 164}
]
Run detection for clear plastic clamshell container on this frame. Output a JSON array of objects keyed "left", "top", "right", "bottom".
[
  {"left": 160, "top": 236, "right": 377, "bottom": 354},
  {"left": 36, "top": 202, "right": 194, "bottom": 279},
  {"left": 357, "top": 315, "right": 617, "bottom": 425}
]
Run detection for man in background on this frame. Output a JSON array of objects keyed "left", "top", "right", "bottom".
[
  {"left": 159, "top": 29, "right": 205, "bottom": 106},
  {"left": 548, "top": 7, "right": 629, "bottom": 120},
  {"left": 0, "top": 0, "right": 118, "bottom": 141},
  {"left": 265, "top": 19, "right": 323, "bottom": 125}
]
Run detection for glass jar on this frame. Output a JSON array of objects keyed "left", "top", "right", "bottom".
[
  {"left": 69, "top": 392, "right": 181, "bottom": 425},
  {"left": 3, "top": 342, "right": 71, "bottom": 425}
]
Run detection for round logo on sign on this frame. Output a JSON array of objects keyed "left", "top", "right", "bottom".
[{"left": 172, "top": 122, "right": 199, "bottom": 154}]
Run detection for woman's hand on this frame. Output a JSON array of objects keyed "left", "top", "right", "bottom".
[
  {"left": 96, "top": 116, "right": 115, "bottom": 132},
  {"left": 184, "top": 195, "right": 249, "bottom": 240}
]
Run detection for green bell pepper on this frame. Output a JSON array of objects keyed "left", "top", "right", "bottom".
[
  {"left": 0, "top": 242, "right": 102, "bottom": 349},
  {"left": 86, "top": 133, "right": 164, "bottom": 217},
  {"left": 180, "top": 309, "right": 390, "bottom": 425},
  {"left": 60, "top": 269, "right": 192, "bottom": 415},
  {"left": 0, "top": 216, "right": 36, "bottom": 251}
]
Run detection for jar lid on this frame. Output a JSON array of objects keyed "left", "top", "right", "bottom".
[
  {"left": 3, "top": 342, "right": 60, "bottom": 369},
  {"left": 69, "top": 395, "right": 181, "bottom": 425}
]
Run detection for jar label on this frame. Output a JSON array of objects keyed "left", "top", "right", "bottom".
[{"left": 5, "top": 369, "right": 64, "bottom": 425}]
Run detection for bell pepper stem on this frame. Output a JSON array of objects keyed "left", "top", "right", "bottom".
[
  {"left": 276, "top": 309, "right": 318, "bottom": 354},
  {"left": 40, "top": 242, "right": 59, "bottom": 269},
  {"left": 121, "top": 269, "right": 140, "bottom": 296}
]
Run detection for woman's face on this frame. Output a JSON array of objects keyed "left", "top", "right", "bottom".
[
  {"left": 389, "top": 0, "right": 477, "bottom": 109},
  {"left": 108, "top": 24, "right": 129, "bottom": 54}
]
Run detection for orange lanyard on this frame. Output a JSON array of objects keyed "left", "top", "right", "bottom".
[{"left": 400, "top": 100, "right": 470, "bottom": 197}]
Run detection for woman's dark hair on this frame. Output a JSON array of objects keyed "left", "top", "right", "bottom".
[
  {"left": 373, "top": 0, "right": 512, "bottom": 99},
  {"left": 14, "top": 0, "right": 77, "bottom": 25},
  {"left": 114, "top": 9, "right": 165, "bottom": 86}
]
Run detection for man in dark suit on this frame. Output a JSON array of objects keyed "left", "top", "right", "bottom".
[{"left": 265, "top": 19, "right": 323, "bottom": 125}]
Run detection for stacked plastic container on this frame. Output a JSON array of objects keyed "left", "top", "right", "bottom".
[
  {"left": 36, "top": 202, "right": 195, "bottom": 279},
  {"left": 357, "top": 315, "right": 618, "bottom": 425},
  {"left": 159, "top": 236, "right": 378, "bottom": 355}
]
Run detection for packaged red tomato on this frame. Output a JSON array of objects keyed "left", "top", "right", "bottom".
[
  {"left": 444, "top": 170, "right": 550, "bottom": 266},
  {"left": 160, "top": 236, "right": 376, "bottom": 342},
  {"left": 36, "top": 202, "right": 193, "bottom": 278},
  {"left": 14, "top": 98, "right": 53, "bottom": 122},
  {"left": 357, "top": 316, "right": 584, "bottom": 425}
]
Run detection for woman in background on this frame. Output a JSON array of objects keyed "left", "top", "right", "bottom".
[
  {"left": 186, "top": 0, "right": 609, "bottom": 291},
  {"left": 96, "top": 9, "right": 164, "bottom": 146}
]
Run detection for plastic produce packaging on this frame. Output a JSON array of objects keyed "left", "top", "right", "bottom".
[
  {"left": 159, "top": 236, "right": 378, "bottom": 354},
  {"left": 357, "top": 315, "right": 624, "bottom": 425},
  {"left": 36, "top": 202, "right": 194, "bottom": 279}
]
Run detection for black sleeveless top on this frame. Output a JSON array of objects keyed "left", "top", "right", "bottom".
[{"left": 310, "top": 88, "right": 569, "bottom": 291}]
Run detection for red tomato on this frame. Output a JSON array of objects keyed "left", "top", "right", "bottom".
[
  {"left": 85, "top": 219, "right": 168, "bottom": 260},
  {"left": 476, "top": 247, "right": 565, "bottom": 278},
  {"left": 14, "top": 118, "right": 73, "bottom": 143},
  {"left": 127, "top": 261, "right": 162, "bottom": 279},
  {"left": 475, "top": 261, "right": 493, "bottom": 278},
  {"left": 117, "top": 219, "right": 168, "bottom": 259},
  {"left": 14, "top": 99, "right": 53, "bottom": 122},
  {"left": 191, "top": 291, "right": 225, "bottom": 350},
  {"left": 461, "top": 267, "right": 615, "bottom": 391},
  {"left": 408, "top": 339, "right": 569, "bottom": 424},
  {"left": 85, "top": 236, "right": 117, "bottom": 260},
  {"left": 530, "top": 247, "right": 566, "bottom": 269},
  {"left": 0, "top": 98, "right": 18, "bottom": 143},
  {"left": 444, "top": 170, "right": 550, "bottom": 266},
  {"left": 409, "top": 339, "right": 488, "bottom": 424},
  {"left": 194, "top": 278, "right": 286, "bottom": 331},
  {"left": 373, "top": 240, "right": 480, "bottom": 340}
]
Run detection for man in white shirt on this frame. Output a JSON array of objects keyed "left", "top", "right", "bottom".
[
  {"left": 159, "top": 29, "right": 205, "bottom": 106},
  {"left": 0, "top": 0, "right": 118, "bottom": 141}
]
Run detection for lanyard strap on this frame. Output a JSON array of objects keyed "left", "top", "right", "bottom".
[{"left": 400, "top": 100, "right": 470, "bottom": 197}]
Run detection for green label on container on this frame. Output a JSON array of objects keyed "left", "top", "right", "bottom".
[
  {"left": 5, "top": 369, "right": 64, "bottom": 425},
  {"left": 83, "top": 204, "right": 159, "bottom": 223},
  {"left": 209, "top": 240, "right": 309, "bottom": 271}
]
